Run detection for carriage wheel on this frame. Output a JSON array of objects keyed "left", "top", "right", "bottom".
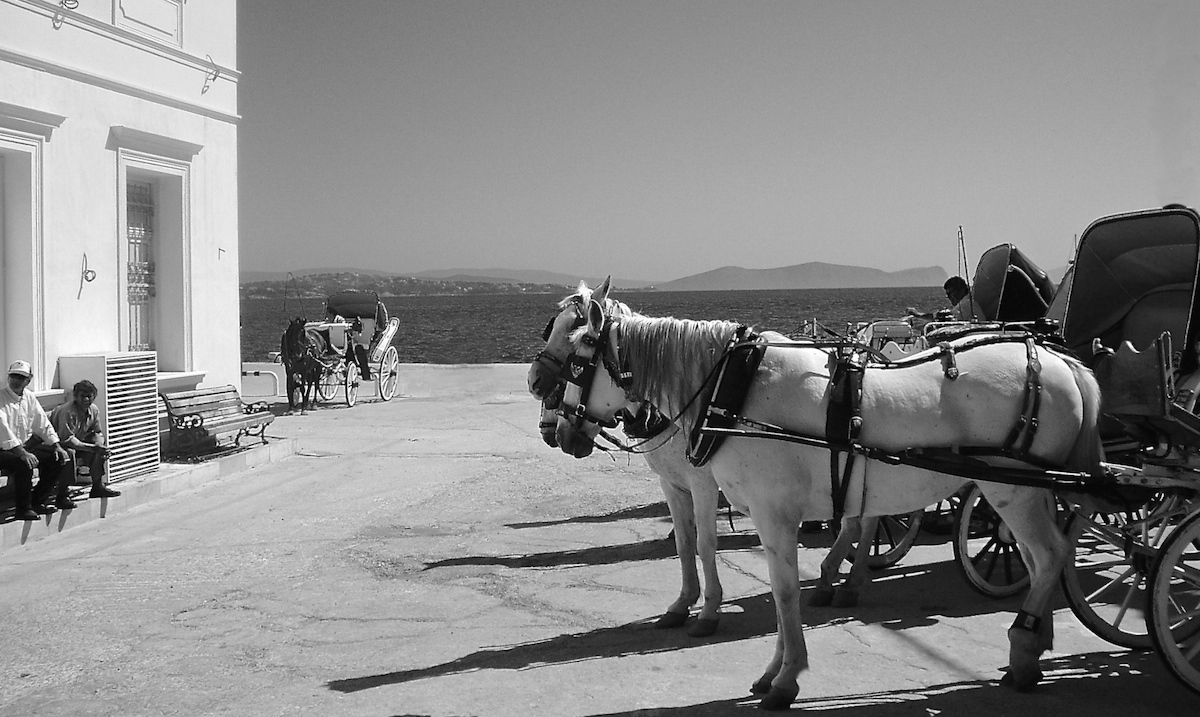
[
  {"left": 844, "top": 510, "right": 925, "bottom": 569},
  {"left": 1148, "top": 510, "right": 1200, "bottom": 697},
  {"left": 377, "top": 345, "right": 399, "bottom": 401},
  {"left": 317, "top": 366, "right": 339, "bottom": 402},
  {"left": 1058, "top": 495, "right": 1189, "bottom": 649},
  {"left": 953, "top": 484, "right": 1031, "bottom": 598},
  {"left": 344, "top": 361, "right": 360, "bottom": 407}
]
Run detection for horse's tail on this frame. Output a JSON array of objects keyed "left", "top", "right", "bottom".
[{"left": 1062, "top": 352, "right": 1104, "bottom": 474}]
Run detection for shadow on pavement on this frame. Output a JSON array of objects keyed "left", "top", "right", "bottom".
[
  {"left": 422, "top": 532, "right": 762, "bottom": 570},
  {"left": 583, "top": 651, "right": 1194, "bottom": 716},
  {"left": 381, "top": 651, "right": 1194, "bottom": 716},
  {"left": 506, "top": 501, "right": 673, "bottom": 528},
  {"left": 329, "top": 559, "right": 1063, "bottom": 695}
]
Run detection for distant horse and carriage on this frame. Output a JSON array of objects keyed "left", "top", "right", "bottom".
[
  {"left": 280, "top": 290, "right": 401, "bottom": 411},
  {"left": 527, "top": 205, "right": 1200, "bottom": 708}
]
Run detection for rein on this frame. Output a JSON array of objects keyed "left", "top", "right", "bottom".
[{"left": 562, "top": 316, "right": 1069, "bottom": 490}]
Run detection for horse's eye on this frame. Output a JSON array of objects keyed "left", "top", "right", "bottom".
[{"left": 541, "top": 317, "right": 555, "bottom": 342}]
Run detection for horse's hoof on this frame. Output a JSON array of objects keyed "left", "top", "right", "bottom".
[
  {"left": 808, "top": 586, "right": 835, "bottom": 607},
  {"left": 999, "top": 666, "right": 1043, "bottom": 692},
  {"left": 758, "top": 685, "right": 799, "bottom": 710},
  {"left": 831, "top": 588, "right": 859, "bottom": 608},
  {"left": 750, "top": 675, "right": 775, "bottom": 695},
  {"left": 654, "top": 611, "right": 689, "bottom": 629},
  {"left": 687, "top": 617, "right": 719, "bottom": 637}
]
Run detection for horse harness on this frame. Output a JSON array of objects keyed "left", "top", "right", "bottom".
[
  {"left": 560, "top": 317, "right": 1058, "bottom": 514},
  {"left": 685, "top": 332, "right": 1051, "bottom": 524}
]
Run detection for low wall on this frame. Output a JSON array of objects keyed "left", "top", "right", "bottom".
[{"left": 240, "top": 362, "right": 531, "bottom": 400}]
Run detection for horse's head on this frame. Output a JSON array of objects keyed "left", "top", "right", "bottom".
[
  {"left": 281, "top": 317, "right": 309, "bottom": 360},
  {"left": 554, "top": 288, "right": 639, "bottom": 458},
  {"left": 527, "top": 278, "right": 610, "bottom": 399}
]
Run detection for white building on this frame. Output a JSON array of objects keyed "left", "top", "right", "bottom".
[{"left": 1, "top": 0, "right": 241, "bottom": 478}]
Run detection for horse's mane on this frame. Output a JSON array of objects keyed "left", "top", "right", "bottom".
[{"left": 615, "top": 315, "right": 743, "bottom": 428}]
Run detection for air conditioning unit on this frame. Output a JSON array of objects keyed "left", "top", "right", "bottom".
[{"left": 58, "top": 352, "right": 160, "bottom": 481}]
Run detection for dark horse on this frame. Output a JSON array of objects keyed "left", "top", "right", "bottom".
[{"left": 280, "top": 317, "right": 327, "bottom": 413}]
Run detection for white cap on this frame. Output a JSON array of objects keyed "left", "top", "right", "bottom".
[{"left": 7, "top": 360, "right": 32, "bottom": 377}]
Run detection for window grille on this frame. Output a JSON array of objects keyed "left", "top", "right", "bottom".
[{"left": 127, "top": 180, "right": 156, "bottom": 351}]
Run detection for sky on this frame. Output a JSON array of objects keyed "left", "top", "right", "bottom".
[{"left": 236, "top": 0, "right": 1200, "bottom": 283}]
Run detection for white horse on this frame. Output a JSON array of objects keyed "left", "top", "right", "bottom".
[
  {"left": 553, "top": 280, "right": 1103, "bottom": 710},
  {"left": 528, "top": 282, "right": 917, "bottom": 633},
  {"left": 529, "top": 283, "right": 726, "bottom": 636}
]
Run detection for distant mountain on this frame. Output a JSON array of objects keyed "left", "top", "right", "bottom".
[
  {"left": 240, "top": 263, "right": 948, "bottom": 291},
  {"left": 240, "top": 268, "right": 405, "bottom": 283},
  {"left": 240, "top": 267, "right": 655, "bottom": 289},
  {"left": 656, "top": 263, "right": 947, "bottom": 291},
  {"left": 411, "top": 268, "right": 656, "bottom": 289}
]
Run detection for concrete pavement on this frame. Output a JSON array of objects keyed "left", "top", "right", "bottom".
[{"left": 0, "top": 364, "right": 1195, "bottom": 716}]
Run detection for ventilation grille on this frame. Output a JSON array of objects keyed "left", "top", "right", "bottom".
[
  {"left": 58, "top": 352, "right": 160, "bottom": 482},
  {"left": 103, "top": 353, "right": 160, "bottom": 481}
]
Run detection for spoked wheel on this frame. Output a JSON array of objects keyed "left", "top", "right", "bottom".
[
  {"left": 344, "top": 362, "right": 360, "bottom": 407},
  {"left": 1148, "top": 509, "right": 1200, "bottom": 697},
  {"left": 377, "top": 345, "right": 399, "bottom": 401},
  {"left": 317, "top": 365, "right": 339, "bottom": 402},
  {"left": 1060, "top": 493, "right": 1191, "bottom": 650},
  {"left": 846, "top": 510, "right": 925, "bottom": 569},
  {"left": 953, "top": 484, "right": 1030, "bottom": 598}
]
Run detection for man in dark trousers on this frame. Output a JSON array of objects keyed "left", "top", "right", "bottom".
[{"left": 0, "top": 360, "right": 72, "bottom": 520}]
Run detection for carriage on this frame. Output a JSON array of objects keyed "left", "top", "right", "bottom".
[
  {"left": 300, "top": 290, "right": 401, "bottom": 406},
  {"left": 853, "top": 212, "right": 1200, "bottom": 695},
  {"left": 545, "top": 206, "right": 1200, "bottom": 705}
]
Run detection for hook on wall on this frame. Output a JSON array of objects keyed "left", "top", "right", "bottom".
[
  {"left": 202, "top": 54, "right": 221, "bottom": 94},
  {"left": 77, "top": 253, "right": 97, "bottom": 300},
  {"left": 52, "top": 0, "right": 78, "bottom": 29}
]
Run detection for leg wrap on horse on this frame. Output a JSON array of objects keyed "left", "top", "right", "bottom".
[{"left": 1011, "top": 609, "right": 1042, "bottom": 633}]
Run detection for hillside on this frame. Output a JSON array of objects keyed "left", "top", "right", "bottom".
[
  {"left": 241, "top": 262, "right": 949, "bottom": 293},
  {"left": 656, "top": 263, "right": 947, "bottom": 291}
]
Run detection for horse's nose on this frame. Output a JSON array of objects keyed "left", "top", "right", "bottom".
[
  {"left": 556, "top": 423, "right": 593, "bottom": 458},
  {"left": 529, "top": 369, "right": 551, "bottom": 398}
]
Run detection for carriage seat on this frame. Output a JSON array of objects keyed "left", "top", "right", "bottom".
[
  {"left": 1092, "top": 332, "right": 1200, "bottom": 453},
  {"left": 1090, "top": 285, "right": 1193, "bottom": 357}
]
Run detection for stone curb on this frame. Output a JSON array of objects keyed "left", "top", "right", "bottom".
[{"left": 0, "top": 437, "right": 297, "bottom": 552}]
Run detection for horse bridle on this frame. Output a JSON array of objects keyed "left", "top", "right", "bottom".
[
  {"left": 533, "top": 297, "right": 587, "bottom": 378},
  {"left": 558, "top": 308, "right": 639, "bottom": 438}
]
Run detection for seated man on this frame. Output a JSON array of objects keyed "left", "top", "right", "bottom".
[
  {"left": 0, "top": 360, "right": 71, "bottom": 519},
  {"left": 905, "top": 275, "right": 975, "bottom": 329},
  {"left": 50, "top": 380, "right": 120, "bottom": 499}
]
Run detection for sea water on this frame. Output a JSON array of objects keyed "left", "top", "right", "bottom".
[{"left": 240, "top": 286, "right": 944, "bottom": 364}]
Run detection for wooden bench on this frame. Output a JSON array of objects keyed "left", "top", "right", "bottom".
[{"left": 161, "top": 385, "right": 274, "bottom": 461}]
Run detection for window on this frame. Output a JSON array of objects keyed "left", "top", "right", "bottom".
[
  {"left": 125, "top": 180, "right": 156, "bottom": 351},
  {"left": 109, "top": 127, "right": 200, "bottom": 371}
]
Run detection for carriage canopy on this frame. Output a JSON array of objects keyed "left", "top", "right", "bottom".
[
  {"left": 325, "top": 290, "right": 387, "bottom": 321},
  {"left": 969, "top": 244, "right": 1056, "bottom": 322},
  {"left": 1050, "top": 205, "right": 1200, "bottom": 367}
]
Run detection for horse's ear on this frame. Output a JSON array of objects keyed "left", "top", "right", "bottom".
[
  {"left": 587, "top": 298, "right": 605, "bottom": 336},
  {"left": 594, "top": 276, "right": 612, "bottom": 304}
]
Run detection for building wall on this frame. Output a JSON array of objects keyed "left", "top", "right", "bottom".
[{"left": 0, "top": 0, "right": 241, "bottom": 395}]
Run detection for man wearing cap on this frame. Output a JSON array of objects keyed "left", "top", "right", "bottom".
[{"left": 0, "top": 360, "right": 72, "bottom": 520}]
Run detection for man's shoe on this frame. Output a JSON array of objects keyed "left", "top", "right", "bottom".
[
  {"left": 35, "top": 504, "right": 58, "bottom": 515},
  {"left": 90, "top": 486, "right": 121, "bottom": 498},
  {"left": 15, "top": 508, "right": 39, "bottom": 521},
  {"left": 56, "top": 498, "right": 77, "bottom": 510}
]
